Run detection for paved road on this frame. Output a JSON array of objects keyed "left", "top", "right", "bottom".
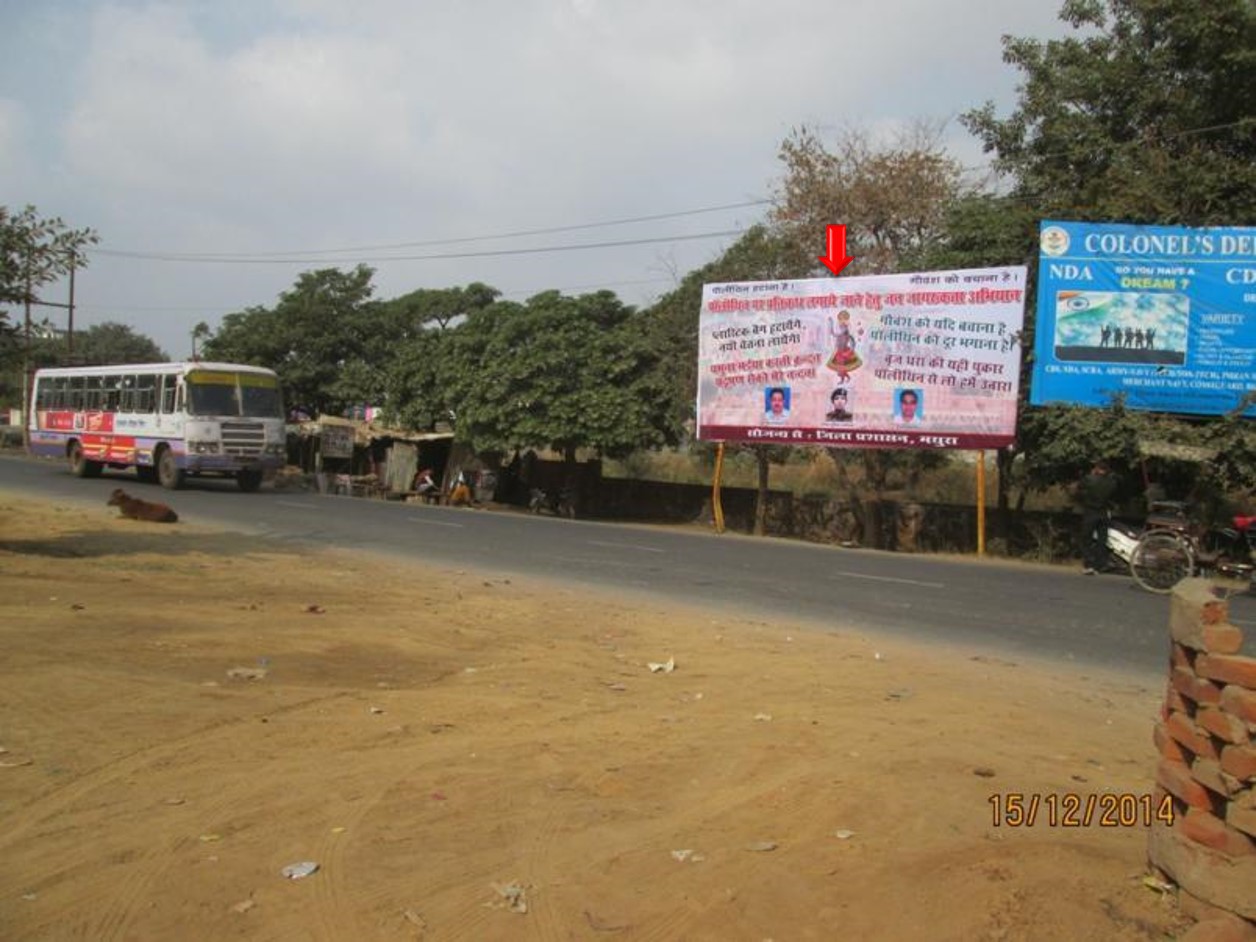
[{"left": 3, "top": 452, "right": 1252, "bottom": 676}]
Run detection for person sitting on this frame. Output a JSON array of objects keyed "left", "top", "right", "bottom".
[
  {"left": 415, "top": 468, "right": 439, "bottom": 503},
  {"left": 448, "top": 470, "right": 473, "bottom": 507}
]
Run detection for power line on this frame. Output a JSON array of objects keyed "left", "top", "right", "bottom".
[
  {"left": 957, "top": 116, "right": 1255, "bottom": 177},
  {"left": 82, "top": 116, "right": 1252, "bottom": 268},
  {"left": 89, "top": 228, "right": 750, "bottom": 265},
  {"left": 91, "top": 199, "right": 770, "bottom": 262}
]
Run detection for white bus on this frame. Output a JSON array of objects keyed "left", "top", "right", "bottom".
[{"left": 28, "top": 361, "right": 286, "bottom": 491}]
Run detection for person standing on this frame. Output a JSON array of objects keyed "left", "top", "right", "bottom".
[{"left": 1077, "top": 460, "right": 1117, "bottom": 574}]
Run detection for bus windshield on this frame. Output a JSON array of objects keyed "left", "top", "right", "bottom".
[{"left": 186, "top": 372, "right": 284, "bottom": 418}]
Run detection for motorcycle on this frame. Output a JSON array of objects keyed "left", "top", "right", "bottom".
[
  {"left": 528, "top": 486, "right": 576, "bottom": 519},
  {"left": 1113, "top": 502, "right": 1256, "bottom": 593}
]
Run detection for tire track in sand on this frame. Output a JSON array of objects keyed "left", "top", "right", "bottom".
[{"left": 0, "top": 692, "right": 354, "bottom": 940}]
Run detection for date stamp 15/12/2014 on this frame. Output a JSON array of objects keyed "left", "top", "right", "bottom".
[{"left": 988, "top": 792, "right": 1175, "bottom": 828}]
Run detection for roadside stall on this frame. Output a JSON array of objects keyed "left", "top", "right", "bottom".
[{"left": 288, "top": 416, "right": 453, "bottom": 499}]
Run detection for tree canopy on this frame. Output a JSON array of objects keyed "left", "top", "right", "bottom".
[
  {"left": 203, "top": 265, "right": 382, "bottom": 417},
  {"left": 0, "top": 205, "right": 98, "bottom": 368},
  {"left": 203, "top": 266, "right": 675, "bottom": 460},
  {"left": 772, "top": 121, "right": 971, "bottom": 275},
  {"left": 963, "top": 0, "right": 1256, "bottom": 226},
  {"left": 68, "top": 322, "right": 168, "bottom": 365},
  {"left": 381, "top": 282, "right": 501, "bottom": 334},
  {"left": 955, "top": 0, "right": 1256, "bottom": 502},
  {"left": 433, "top": 290, "right": 674, "bottom": 458}
]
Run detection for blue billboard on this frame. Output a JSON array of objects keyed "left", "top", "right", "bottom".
[{"left": 1032, "top": 220, "right": 1255, "bottom": 417}]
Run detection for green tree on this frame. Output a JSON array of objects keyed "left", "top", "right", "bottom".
[
  {"left": 440, "top": 290, "right": 674, "bottom": 462},
  {"left": 381, "top": 282, "right": 501, "bottom": 334},
  {"left": 204, "top": 265, "right": 380, "bottom": 416},
  {"left": 383, "top": 327, "right": 452, "bottom": 431},
  {"left": 959, "top": 0, "right": 1256, "bottom": 513},
  {"left": 69, "top": 322, "right": 168, "bottom": 364},
  {"left": 963, "top": 0, "right": 1256, "bottom": 226},
  {"left": 380, "top": 283, "right": 503, "bottom": 430},
  {"left": 0, "top": 205, "right": 98, "bottom": 367}
]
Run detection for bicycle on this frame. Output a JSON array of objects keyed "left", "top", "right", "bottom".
[{"left": 1126, "top": 501, "right": 1255, "bottom": 594}]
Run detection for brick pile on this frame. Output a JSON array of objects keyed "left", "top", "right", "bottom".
[{"left": 1148, "top": 579, "right": 1256, "bottom": 938}]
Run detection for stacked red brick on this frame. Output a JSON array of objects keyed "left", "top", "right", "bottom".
[{"left": 1149, "top": 579, "right": 1256, "bottom": 931}]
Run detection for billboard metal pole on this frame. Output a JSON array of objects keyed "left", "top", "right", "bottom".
[
  {"left": 976, "top": 450, "right": 986, "bottom": 556},
  {"left": 712, "top": 442, "right": 726, "bottom": 534}
]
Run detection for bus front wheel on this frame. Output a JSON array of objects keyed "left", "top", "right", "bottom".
[
  {"left": 236, "top": 469, "right": 263, "bottom": 493},
  {"left": 156, "top": 447, "right": 185, "bottom": 490},
  {"left": 68, "top": 441, "right": 102, "bottom": 478}
]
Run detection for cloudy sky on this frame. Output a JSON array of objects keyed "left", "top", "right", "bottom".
[{"left": 1, "top": 0, "right": 1071, "bottom": 359}]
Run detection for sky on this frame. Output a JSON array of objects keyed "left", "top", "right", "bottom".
[{"left": 0, "top": 0, "right": 1073, "bottom": 360}]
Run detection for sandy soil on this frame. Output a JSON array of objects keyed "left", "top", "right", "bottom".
[{"left": 0, "top": 490, "right": 1194, "bottom": 941}]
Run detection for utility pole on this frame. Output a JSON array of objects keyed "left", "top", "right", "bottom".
[
  {"left": 21, "top": 261, "right": 32, "bottom": 449},
  {"left": 19, "top": 248, "right": 81, "bottom": 448},
  {"left": 67, "top": 252, "right": 76, "bottom": 355}
]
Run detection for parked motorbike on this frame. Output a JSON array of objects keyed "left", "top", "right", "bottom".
[
  {"left": 528, "top": 486, "right": 576, "bottom": 519},
  {"left": 1113, "top": 502, "right": 1256, "bottom": 593},
  {"left": 1197, "top": 513, "right": 1256, "bottom": 581}
]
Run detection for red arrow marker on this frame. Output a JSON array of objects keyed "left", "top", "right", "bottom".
[{"left": 817, "top": 224, "right": 855, "bottom": 276}]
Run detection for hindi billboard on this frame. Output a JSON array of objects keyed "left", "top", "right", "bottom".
[
  {"left": 696, "top": 267, "right": 1028, "bottom": 449},
  {"left": 1032, "top": 220, "right": 1256, "bottom": 417}
]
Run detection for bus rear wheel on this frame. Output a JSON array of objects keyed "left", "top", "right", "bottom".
[
  {"left": 236, "top": 469, "right": 263, "bottom": 493},
  {"left": 156, "top": 446, "right": 185, "bottom": 490},
  {"left": 68, "top": 441, "right": 102, "bottom": 478}
]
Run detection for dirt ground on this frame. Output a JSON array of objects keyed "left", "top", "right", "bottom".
[{"left": 0, "top": 490, "right": 1196, "bottom": 941}]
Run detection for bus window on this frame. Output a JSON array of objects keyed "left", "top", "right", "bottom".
[
  {"left": 135, "top": 375, "right": 157, "bottom": 413},
  {"left": 119, "top": 376, "right": 137, "bottom": 413},
  {"left": 240, "top": 383, "right": 284, "bottom": 418},
  {"left": 85, "top": 376, "right": 102, "bottom": 410},
  {"left": 188, "top": 381, "right": 239, "bottom": 417},
  {"left": 69, "top": 376, "right": 85, "bottom": 411},
  {"left": 103, "top": 376, "right": 122, "bottom": 412},
  {"left": 160, "top": 375, "right": 177, "bottom": 413}
]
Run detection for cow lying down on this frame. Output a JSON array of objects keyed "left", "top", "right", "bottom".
[{"left": 107, "top": 488, "right": 179, "bottom": 523}]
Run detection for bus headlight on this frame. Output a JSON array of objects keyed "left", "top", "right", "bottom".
[
  {"left": 189, "top": 441, "right": 220, "bottom": 455},
  {"left": 264, "top": 443, "right": 285, "bottom": 455}
]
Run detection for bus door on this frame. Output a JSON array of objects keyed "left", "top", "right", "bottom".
[{"left": 155, "top": 373, "right": 180, "bottom": 434}]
